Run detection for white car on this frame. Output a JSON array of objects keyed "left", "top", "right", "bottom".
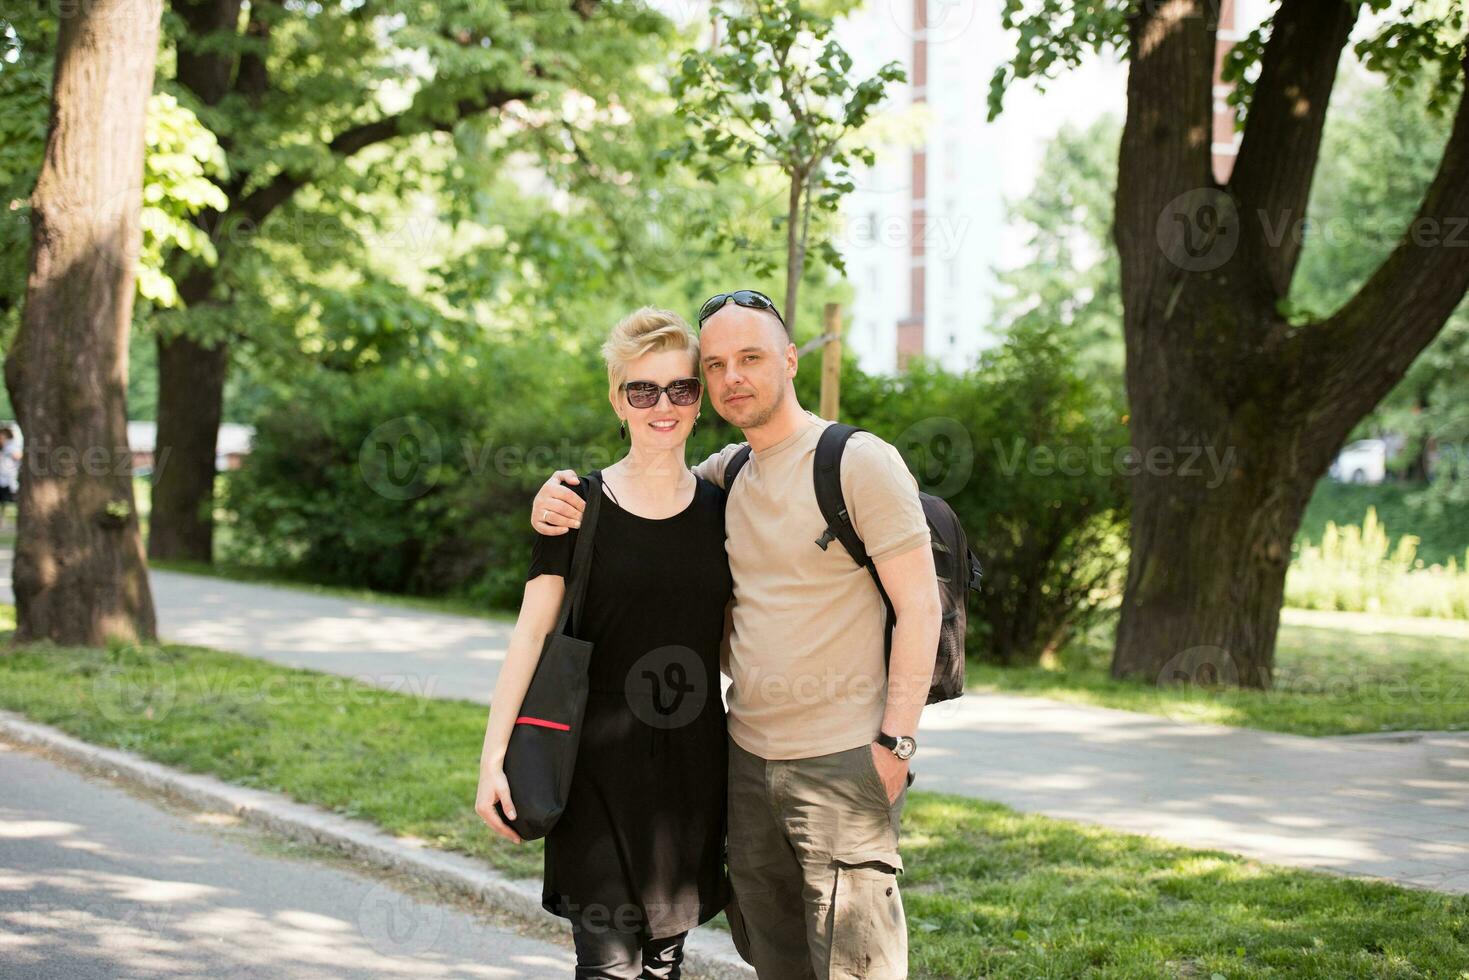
[{"left": 1330, "top": 438, "right": 1388, "bottom": 485}]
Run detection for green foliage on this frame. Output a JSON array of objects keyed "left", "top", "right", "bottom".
[
  {"left": 1352, "top": 0, "right": 1467, "bottom": 114},
  {"left": 0, "top": 17, "right": 233, "bottom": 316},
  {"left": 1291, "top": 67, "right": 1469, "bottom": 512},
  {"left": 136, "top": 92, "right": 230, "bottom": 307},
  {"left": 0, "top": 16, "right": 51, "bottom": 334},
  {"left": 991, "top": 1, "right": 1467, "bottom": 124},
  {"left": 814, "top": 323, "right": 1130, "bottom": 666},
  {"left": 666, "top": 0, "right": 903, "bottom": 331},
  {"left": 1288, "top": 507, "right": 1469, "bottom": 620},
  {"left": 987, "top": 1, "right": 1127, "bottom": 121},
  {"left": 1300, "top": 479, "right": 1469, "bottom": 568},
  {"left": 221, "top": 335, "right": 619, "bottom": 607}
]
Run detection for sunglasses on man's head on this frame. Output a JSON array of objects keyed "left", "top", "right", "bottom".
[
  {"left": 620, "top": 377, "right": 703, "bottom": 409},
  {"left": 697, "top": 289, "right": 787, "bottom": 331}
]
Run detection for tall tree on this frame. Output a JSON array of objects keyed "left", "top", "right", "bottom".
[
  {"left": 3, "top": 0, "right": 163, "bottom": 644},
  {"left": 148, "top": 0, "right": 662, "bottom": 563},
  {"left": 992, "top": 2, "right": 1469, "bottom": 687},
  {"left": 668, "top": 0, "right": 903, "bottom": 338}
]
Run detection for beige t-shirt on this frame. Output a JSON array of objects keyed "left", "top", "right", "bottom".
[{"left": 693, "top": 410, "right": 930, "bottom": 760}]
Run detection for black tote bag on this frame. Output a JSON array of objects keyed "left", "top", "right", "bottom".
[{"left": 496, "top": 471, "right": 602, "bottom": 841}]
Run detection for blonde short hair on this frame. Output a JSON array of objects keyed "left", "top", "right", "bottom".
[{"left": 602, "top": 307, "right": 699, "bottom": 397}]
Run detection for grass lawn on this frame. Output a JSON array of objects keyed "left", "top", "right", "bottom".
[
  {"left": 967, "top": 618, "right": 1469, "bottom": 737},
  {"left": 1, "top": 613, "right": 1465, "bottom": 978}
]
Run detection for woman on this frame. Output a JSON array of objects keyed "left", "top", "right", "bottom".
[{"left": 475, "top": 307, "right": 733, "bottom": 979}]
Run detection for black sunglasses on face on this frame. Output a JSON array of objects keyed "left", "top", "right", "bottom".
[
  {"left": 620, "top": 377, "right": 703, "bottom": 409},
  {"left": 697, "top": 289, "right": 787, "bottom": 331}
]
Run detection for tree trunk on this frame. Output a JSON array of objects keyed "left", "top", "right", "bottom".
[
  {"left": 2, "top": 0, "right": 163, "bottom": 644},
  {"left": 147, "top": 319, "right": 227, "bottom": 563},
  {"left": 144, "top": 0, "right": 243, "bottom": 564},
  {"left": 1110, "top": 290, "right": 1321, "bottom": 689},
  {"left": 1108, "top": 2, "right": 1469, "bottom": 689},
  {"left": 783, "top": 172, "right": 805, "bottom": 337}
]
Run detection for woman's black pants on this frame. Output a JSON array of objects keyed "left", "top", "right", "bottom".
[{"left": 570, "top": 922, "right": 688, "bottom": 979}]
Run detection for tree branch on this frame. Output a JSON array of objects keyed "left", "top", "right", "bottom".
[
  {"left": 226, "top": 0, "right": 601, "bottom": 228},
  {"left": 1301, "top": 48, "right": 1469, "bottom": 458},
  {"left": 234, "top": 0, "right": 276, "bottom": 107},
  {"left": 234, "top": 85, "right": 533, "bottom": 226},
  {"left": 1228, "top": 0, "right": 1356, "bottom": 297}
]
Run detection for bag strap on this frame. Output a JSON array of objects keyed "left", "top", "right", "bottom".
[
  {"left": 553, "top": 471, "right": 602, "bottom": 638},
  {"left": 812, "top": 424, "right": 897, "bottom": 661},
  {"left": 723, "top": 444, "right": 753, "bottom": 488}
]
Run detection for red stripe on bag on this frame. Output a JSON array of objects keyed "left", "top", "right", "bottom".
[{"left": 515, "top": 716, "right": 571, "bottom": 731}]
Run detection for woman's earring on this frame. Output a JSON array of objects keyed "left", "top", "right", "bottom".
[
  {"left": 619, "top": 419, "right": 627, "bottom": 440},
  {"left": 692, "top": 414, "right": 699, "bottom": 434}
]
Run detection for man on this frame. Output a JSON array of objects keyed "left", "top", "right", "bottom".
[
  {"left": 531, "top": 290, "right": 941, "bottom": 979},
  {"left": 0, "top": 427, "right": 19, "bottom": 532}
]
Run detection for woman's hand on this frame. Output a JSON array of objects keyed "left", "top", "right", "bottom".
[{"left": 474, "top": 766, "right": 524, "bottom": 844}]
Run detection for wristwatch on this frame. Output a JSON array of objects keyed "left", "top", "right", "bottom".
[{"left": 875, "top": 731, "right": 917, "bottom": 761}]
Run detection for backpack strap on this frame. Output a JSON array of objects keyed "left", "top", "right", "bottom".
[
  {"left": 722, "top": 443, "right": 753, "bottom": 488},
  {"left": 812, "top": 424, "right": 897, "bottom": 660}
]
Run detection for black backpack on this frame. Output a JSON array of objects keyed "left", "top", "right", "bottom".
[{"left": 724, "top": 422, "right": 981, "bottom": 704}]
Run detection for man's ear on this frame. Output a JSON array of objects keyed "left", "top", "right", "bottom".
[{"left": 786, "top": 342, "right": 798, "bottom": 379}]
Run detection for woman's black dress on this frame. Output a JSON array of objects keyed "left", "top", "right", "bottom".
[{"left": 526, "top": 471, "right": 733, "bottom": 941}]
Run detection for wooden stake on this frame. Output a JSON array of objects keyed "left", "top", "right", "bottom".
[{"left": 820, "top": 303, "right": 843, "bottom": 421}]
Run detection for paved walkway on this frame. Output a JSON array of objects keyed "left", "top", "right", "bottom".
[
  {"left": 0, "top": 740, "right": 575, "bottom": 978},
  {"left": 2, "top": 548, "right": 1466, "bottom": 895}
]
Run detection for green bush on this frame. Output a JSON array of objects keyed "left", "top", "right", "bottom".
[
  {"left": 834, "top": 324, "right": 1130, "bottom": 666},
  {"left": 1287, "top": 506, "right": 1469, "bottom": 620},
  {"left": 222, "top": 339, "right": 620, "bottom": 608}
]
